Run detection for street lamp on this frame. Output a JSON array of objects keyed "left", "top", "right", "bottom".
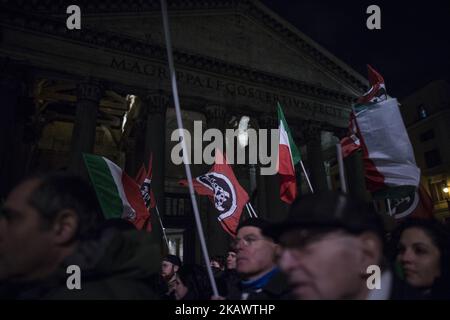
[{"left": 443, "top": 187, "right": 449, "bottom": 194}]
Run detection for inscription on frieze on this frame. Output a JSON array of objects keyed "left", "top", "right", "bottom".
[{"left": 110, "top": 57, "right": 350, "bottom": 123}]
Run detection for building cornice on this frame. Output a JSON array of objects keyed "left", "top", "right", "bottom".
[
  {"left": 1, "top": 7, "right": 357, "bottom": 105},
  {"left": 1, "top": 0, "right": 367, "bottom": 95}
]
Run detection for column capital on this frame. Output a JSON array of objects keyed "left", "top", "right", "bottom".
[
  {"left": 300, "top": 120, "right": 324, "bottom": 143},
  {"left": 258, "top": 112, "right": 277, "bottom": 129},
  {"left": 76, "top": 79, "right": 103, "bottom": 102},
  {"left": 142, "top": 92, "right": 170, "bottom": 114},
  {"left": 204, "top": 104, "right": 227, "bottom": 121},
  {"left": 331, "top": 126, "right": 348, "bottom": 140}
]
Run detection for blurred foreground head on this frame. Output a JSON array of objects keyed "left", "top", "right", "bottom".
[
  {"left": 264, "top": 192, "right": 385, "bottom": 300},
  {"left": 0, "top": 172, "right": 102, "bottom": 282}
]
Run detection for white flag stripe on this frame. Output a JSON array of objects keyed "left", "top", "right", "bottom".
[
  {"left": 103, "top": 157, "right": 135, "bottom": 216},
  {"left": 357, "top": 98, "right": 420, "bottom": 188}
]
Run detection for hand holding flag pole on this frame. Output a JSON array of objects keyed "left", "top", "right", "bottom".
[{"left": 160, "top": 0, "right": 218, "bottom": 297}]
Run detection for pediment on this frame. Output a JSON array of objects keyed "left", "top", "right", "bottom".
[{"left": 81, "top": 1, "right": 367, "bottom": 96}]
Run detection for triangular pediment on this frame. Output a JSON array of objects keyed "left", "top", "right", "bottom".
[{"left": 80, "top": 0, "right": 367, "bottom": 96}]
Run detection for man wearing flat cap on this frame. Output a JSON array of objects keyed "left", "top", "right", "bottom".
[
  {"left": 263, "top": 192, "right": 419, "bottom": 300},
  {"left": 159, "top": 254, "right": 182, "bottom": 299},
  {"left": 161, "top": 254, "right": 181, "bottom": 282}
]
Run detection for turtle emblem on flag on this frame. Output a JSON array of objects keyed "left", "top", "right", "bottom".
[
  {"left": 123, "top": 206, "right": 137, "bottom": 222},
  {"left": 197, "top": 173, "right": 237, "bottom": 220},
  {"left": 388, "top": 191, "right": 420, "bottom": 220},
  {"left": 140, "top": 178, "right": 152, "bottom": 209}
]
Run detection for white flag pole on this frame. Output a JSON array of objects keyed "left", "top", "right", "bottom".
[
  {"left": 248, "top": 202, "right": 259, "bottom": 218},
  {"left": 245, "top": 203, "right": 253, "bottom": 218},
  {"left": 154, "top": 204, "right": 170, "bottom": 249},
  {"left": 336, "top": 143, "right": 348, "bottom": 194},
  {"left": 387, "top": 198, "right": 393, "bottom": 216},
  {"left": 299, "top": 160, "right": 314, "bottom": 194},
  {"left": 159, "top": 0, "right": 218, "bottom": 297}
]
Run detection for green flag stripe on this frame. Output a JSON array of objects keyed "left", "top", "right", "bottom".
[
  {"left": 277, "top": 102, "right": 301, "bottom": 165},
  {"left": 83, "top": 153, "right": 123, "bottom": 219}
]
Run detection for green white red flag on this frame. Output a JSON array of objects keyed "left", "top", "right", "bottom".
[
  {"left": 83, "top": 153, "right": 151, "bottom": 231},
  {"left": 277, "top": 103, "right": 301, "bottom": 204}
]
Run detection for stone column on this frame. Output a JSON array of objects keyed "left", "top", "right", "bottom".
[
  {"left": 0, "top": 62, "right": 37, "bottom": 197},
  {"left": 140, "top": 93, "right": 169, "bottom": 267},
  {"left": 142, "top": 93, "right": 169, "bottom": 214},
  {"left": 123, "top": 119, "right": 145, "bottom": 177},
  {"left": 249, "top": 118, "right": 267, "bottom": 218},
  {"left": 304, "top": 121, "right": 328, "bottom": 192},
  {"left": 69, "top": 79, "right": 103, "bottom": 174},
  {"left": 204, "top": 104, "right": 230, "bottom": 256}
]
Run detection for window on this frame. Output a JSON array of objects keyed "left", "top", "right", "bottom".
[
  {"left": 430, "top": 181, "right": 447, "bottom": 202},
  {"left": 165, "top": 194, "right": 192, "bottom": 216},
  {"left": 166, "top": 229, "right": 184, "bottom": 262},
  {"left": 420, "top": 129, "right": 435, "bottom": 142},
  {"left": 424, "top": 149, "right": 442, "bottom": 168},
  {"left": 418, "top": 104, "right": 428, "bottom": 120}
]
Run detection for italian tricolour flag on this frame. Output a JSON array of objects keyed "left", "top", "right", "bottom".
[
  {"left": 83, "top": 154, "right": 150, "bottom": 230},
  {"left": 277, "top": 103, "right": 301, "bottom": 204}
]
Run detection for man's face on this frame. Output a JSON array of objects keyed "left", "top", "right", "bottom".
[
  {"left": 0, "top": 179, "right": 55, "bottom": 282},
  {"left": 235, "top": 226, "right": 278, "bottom": 280},
  {"left": 172, "top": 274, "right": 188, "bottom": 300},
  {"left": 160, "top": 260, "right": 177, "bottom": 281},
  {"left": 226, "top": 251, "right": 237, "bottom": 270},
  {"left": 210, "top": 260, "right": 221, "bottom": 269},
  {"left": 279, "top": 230, "right": 370, "bottom": 300}
]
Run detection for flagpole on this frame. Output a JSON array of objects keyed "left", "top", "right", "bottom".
[
  {"left": 387, "top": 198, "right": 393, "bottom": 216},
  {"left": 373, "top": 200, "right": 379, "bottom": 214},
  {"left": 247, "top": 202, "right": 259, "bottom": 218},
  {"left": 299, "top": 160, "right": 314, "bottom": 193},
  {"left": 245, "top": 203, "right": 253, "bottom": 218},
  {"left": 155, "top": 204, "right": 170, "bottom": 249},
  {"left": 160, "top": 0, "right": 218, "bottom": 297},
  {"left": 336, "top": 143, "right": 348, "bottom": 193}
]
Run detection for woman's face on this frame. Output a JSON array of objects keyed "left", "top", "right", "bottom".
[
  {"left": 397, "top": 227, "right": 441, "bottom": 289},
  {"left": 173, "top": 274, "right": 188, "bottom": 300}
]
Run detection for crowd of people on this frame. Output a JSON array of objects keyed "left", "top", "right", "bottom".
[{"left": 1, "top": 172, "right": 449, "bottom": 299}]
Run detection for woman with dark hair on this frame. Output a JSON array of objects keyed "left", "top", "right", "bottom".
[
  {"left": 171, "top": 264, "right": 212, "bottom": 300},
  {"left": 390, "top": 219, "right": 450, "bottom": 299}
]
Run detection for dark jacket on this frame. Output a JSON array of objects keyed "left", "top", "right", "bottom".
[
  {"left": 226, "top": 269, "right": 292, "bottom": 300},
  {"left": 389, "top": 272, "right": 424, "bottom": 300},
  {"left": 1, "top": 228, "right": 160, "bottom": 299},
  {"left": 216, "top": 269, "right": 240, "bottom": 297}
]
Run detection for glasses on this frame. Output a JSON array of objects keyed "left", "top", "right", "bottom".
[{"left": 232, "top": 235, "right": 266, "bottom": 247}]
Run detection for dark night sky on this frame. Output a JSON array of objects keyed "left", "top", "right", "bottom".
[{"left": 260, "top": 0, "right": 450, "bottom": 99}]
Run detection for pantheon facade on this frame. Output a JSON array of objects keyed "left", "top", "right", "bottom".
[{"left": 0, "top": 0, "right": 369, "bottom": 263}]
